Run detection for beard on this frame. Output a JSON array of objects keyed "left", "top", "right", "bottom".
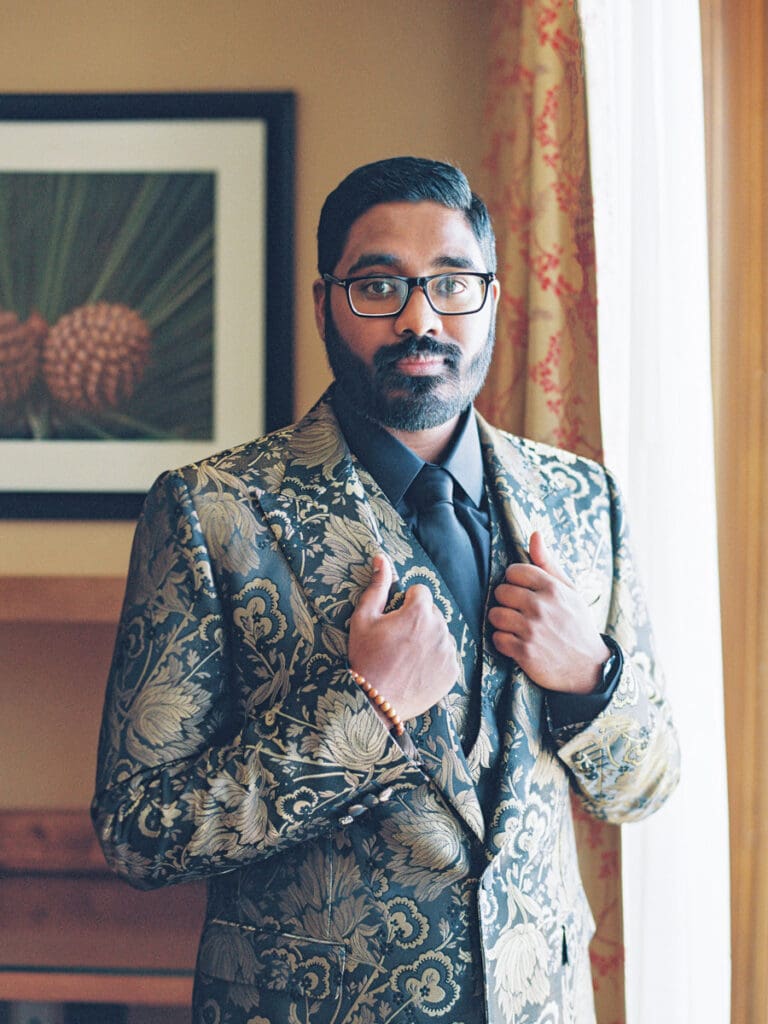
[{"left": 323, "top": 308, "right": 495, "bottom": 431}]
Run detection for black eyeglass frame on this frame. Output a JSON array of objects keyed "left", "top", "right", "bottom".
[{"left": 322, "top": 271, "right": 496, "bottom": 317}]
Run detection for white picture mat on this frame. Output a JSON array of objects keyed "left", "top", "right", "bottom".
[{"left": 0, "top": 119, "right": 266, "bottom": 493}]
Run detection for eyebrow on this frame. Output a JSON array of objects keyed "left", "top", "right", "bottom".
[{"left": 345, "top": 252, "right": 479, "bottom": 275}]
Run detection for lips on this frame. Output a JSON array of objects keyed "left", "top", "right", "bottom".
[
  {"left": 374, "top": 336, "right": 461, "bottom": 373},
  {"left": 395, "top": 353, "right": 447, "bottom": 375}
]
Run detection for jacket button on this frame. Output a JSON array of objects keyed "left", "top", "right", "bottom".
[
  {"left": 379, "top": 787, "right": 393, "bottom": 802},
  {"left": 347, "top": 803, "right": 366, "bottom": 818}
]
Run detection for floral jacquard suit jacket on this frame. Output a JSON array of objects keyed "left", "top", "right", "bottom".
[{"left": 92, "top": 394, "right": 679, "bottom": 1024}]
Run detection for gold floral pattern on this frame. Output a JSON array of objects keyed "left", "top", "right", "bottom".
[
  {"left": 488, "top": 922, "right": 551, "bottom": 1017},
  {"left": 390, "top": 951, "right": 461, "bottom": 1017},
  {"left": 92, "top": 394, "right": 679, "bottom": 1023}
]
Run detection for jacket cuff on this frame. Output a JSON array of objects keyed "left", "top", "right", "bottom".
[{"left": 545, "top": 635, "right": 624, "bottom": 741}]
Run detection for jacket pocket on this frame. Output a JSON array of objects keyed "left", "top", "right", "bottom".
[{"left": 197, "top": 918, "right": 346, "bottom": 1002}]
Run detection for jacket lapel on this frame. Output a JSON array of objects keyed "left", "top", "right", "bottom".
[
  {"left": 251, "top": 398, "right": 485, "bottom": 842},
  {"left": 477, "top": 414, "right": 555, "bottom": 565},
  {"left": 478, "top": 413, "right": 612, "bottom": 617},
  {"left": 476, "top": 416, "right": 612, "bottom": 855}
]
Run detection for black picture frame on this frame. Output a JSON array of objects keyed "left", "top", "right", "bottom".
[{"left": 0, "top": 91, "right": 295, "bottom": 519}]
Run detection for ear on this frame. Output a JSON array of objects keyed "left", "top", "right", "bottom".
[
  {"left": 312, "top": 277, "right": 327, "bottom": 341},
  {"left": 491, "top": 277, "right": 501, "bottom": 306}
]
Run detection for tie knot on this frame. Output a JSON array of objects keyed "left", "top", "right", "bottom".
[{"left": 408, "top": 464, "right": 454, "bottom": 510}]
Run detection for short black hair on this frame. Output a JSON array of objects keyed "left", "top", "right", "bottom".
[{"left": 317, "top": 156, "right": 496, "bottom": 275}]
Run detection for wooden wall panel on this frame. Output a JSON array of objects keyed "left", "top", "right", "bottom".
[
  {"left": 0, "top": 810, "right": 205, "bottom": 1005},
  {"left": 701, "top": 2, "right": 768, "bottom": 1021}
]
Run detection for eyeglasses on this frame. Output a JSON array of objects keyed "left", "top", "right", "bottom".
[{"left": 322, "top": 271, "right": 496, "bottom": 317}]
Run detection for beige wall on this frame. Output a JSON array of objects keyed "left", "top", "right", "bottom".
[{"left": 0, "top": 1, "right": 489, "bottom": 805}]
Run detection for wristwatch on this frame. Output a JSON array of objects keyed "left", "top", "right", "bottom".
[{"left": 598, "top": 633, "right": 623, "bottom": 693}]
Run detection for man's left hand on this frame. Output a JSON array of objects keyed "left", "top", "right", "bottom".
[{"left": 488, "top": 530, "right": 610, "bottom": 694}]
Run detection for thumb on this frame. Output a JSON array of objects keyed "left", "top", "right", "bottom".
[
  {"left": 528, "top": 531, "right": 571, "bottom": 584},
  {"left": 356, "top": 553, "right": 393, "bottom": 618}
]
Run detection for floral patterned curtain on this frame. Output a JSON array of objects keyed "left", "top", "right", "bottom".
[{"left": 477, "top": 1, "right": 624, "bottom": 1020}]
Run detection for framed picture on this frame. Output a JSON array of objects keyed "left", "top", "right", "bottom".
[{"left": 0, "top": 91, "right": 294, "bottom": 518}]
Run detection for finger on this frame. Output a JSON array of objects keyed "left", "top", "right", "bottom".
[
  {"left": 502, "top": 563, "right": 551, "bottom": 591},
  {"left": 495, "top": 578, "right": 543, "bottom": 608},
  {"left": 401, "top": 582, "right": 435, "bottom": 611},
  {"left": 491, "top": 629, "right": 525, "bottom": 660},
  {"left": 487, "top": 605, "right": 530, "bottom": 638},
  {"left": 528, "top": 531, "right": 572, "bottom": 585},
  {"left": 355, "top": 554, "right": 394, "bottom": 619}
]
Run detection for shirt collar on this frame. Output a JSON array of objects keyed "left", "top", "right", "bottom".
[{"left": 330, "top": 386, "right": 485, "bottom": 509}]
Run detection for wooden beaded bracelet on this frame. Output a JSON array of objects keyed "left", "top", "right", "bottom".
[{"left": 349, "top": 669, "right": 405, "bottom": 736}]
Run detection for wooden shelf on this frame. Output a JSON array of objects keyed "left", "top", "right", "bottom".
[
  {"left": 0, "top": 576, "right": 125, "bottom": 623},
  {"left": 0, "top": 809, "right": 111, "bottom": 874},
  {"left": 0, "top": 810, "right": 205, "bottom": 1007},
  {"left": 0, "top": 969, "right": 193, "bottom": 1006}
]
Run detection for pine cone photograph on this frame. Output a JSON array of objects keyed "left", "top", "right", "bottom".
[
  {"left": 43, "top": 303, "right": 151, "bottom": 413},
  {"left": 0, "top": 308, "right": 43, "bottom": 406},
  {"left": 0, "top": 172, "right": 214, "bottom": 440}
]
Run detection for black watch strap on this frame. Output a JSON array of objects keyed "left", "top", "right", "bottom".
[{"left": 598, "top": 633, "right": 624, "bottom": 693}]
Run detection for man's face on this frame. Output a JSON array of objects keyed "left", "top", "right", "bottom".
[{"left": 313, "top": 201, "right": 499, "bottom": 432}]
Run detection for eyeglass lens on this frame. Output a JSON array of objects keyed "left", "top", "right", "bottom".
[{"left": 348, "top": 274, "right": 487, "bottom": 315}]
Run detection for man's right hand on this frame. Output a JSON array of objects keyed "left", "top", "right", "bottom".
[{"left": 348, "top": 553, "right": 460, "bottom": 723}]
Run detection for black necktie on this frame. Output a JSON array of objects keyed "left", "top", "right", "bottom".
[{"left": 407, "top": 464, "right": 485, "bottom": 641}]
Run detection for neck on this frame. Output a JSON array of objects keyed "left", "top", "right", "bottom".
[{"left": 383, "top": 415, "right": 461, "bottom": 464}]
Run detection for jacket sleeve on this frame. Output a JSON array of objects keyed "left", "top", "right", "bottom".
[
  {"left": 91, "top": 469, "right": 422, "bottom": 890},
  {"left": 550, "top": 466, "right": 681, "bottom": 823}
]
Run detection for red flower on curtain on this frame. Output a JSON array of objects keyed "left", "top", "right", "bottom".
[{"left": 479, "top": 0, "right": 602, "bottom": 460}]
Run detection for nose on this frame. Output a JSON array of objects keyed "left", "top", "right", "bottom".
[{"left": 393, "top": 284, "right": 442, "bottom": 337}]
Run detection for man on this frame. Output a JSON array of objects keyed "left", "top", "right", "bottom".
[{"left": 93, "top": 157, "right": 679, "bottom": 1023}]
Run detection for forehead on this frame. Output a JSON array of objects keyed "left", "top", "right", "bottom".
[{"left": 336, "top": 200, "right": 484, "bottom": 274}]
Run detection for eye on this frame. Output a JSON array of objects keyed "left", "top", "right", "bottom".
[
  {"left": 356, "top": 276, "right": 400, "bottom": 299},
  {"left": 432, "top": 274, "right": 470, "bottom": 297}
]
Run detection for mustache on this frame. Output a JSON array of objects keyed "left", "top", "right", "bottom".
[{"left": 372, "top": 335, "right": 462, "bottom": 372}]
